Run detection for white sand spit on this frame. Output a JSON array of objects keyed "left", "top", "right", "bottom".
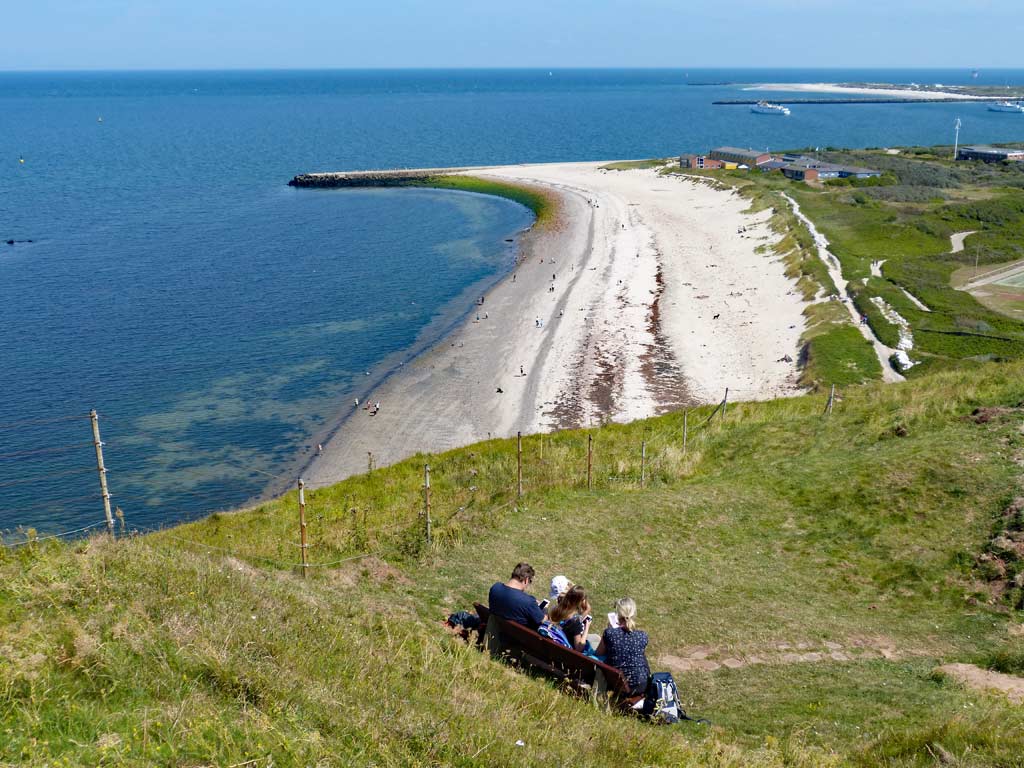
[
  {"left": 748, "top": 83, "right": 984, "bottom": 100},
  {"left": 304, "top": 163, "right": 809, "bottom": 486}
]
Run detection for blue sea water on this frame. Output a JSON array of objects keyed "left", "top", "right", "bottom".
[{"left": 2, "top": 68, "right": 1024, "bottom": 534}]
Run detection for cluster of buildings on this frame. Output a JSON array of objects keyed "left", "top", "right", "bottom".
[
  {"left": 679, "top": 147, "right": 882, "bottom": 182},
  {"left": 955, "top": 145, "right": 1024, "bottom": 163}
]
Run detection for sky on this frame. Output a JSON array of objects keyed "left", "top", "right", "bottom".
[{"left": 2, "top": 0, "right": 1023, "bottom": 71}]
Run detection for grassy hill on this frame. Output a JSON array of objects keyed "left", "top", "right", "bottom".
[{"left": 4, "top": 362, "right": 1024, "bottom": 766}]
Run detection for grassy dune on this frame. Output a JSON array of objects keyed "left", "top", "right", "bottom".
[
  {"left": 4, "top": 362, "right": 1024, "bottom": 766},
  {"left": 669, "top": 148, "right": 1024, "bottom": 382},
  {"left": 415, "top": 175, "right": 559, "bottom": 228}
]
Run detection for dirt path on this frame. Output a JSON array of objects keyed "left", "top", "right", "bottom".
[
  {"left": 949, "top": 230, "right": 976, "bottom": 254},
  {"left": 660, "top": 636, "right": 919, "bottom": 673},
  {"left": 936, "top": 663, "right": 1024, "bottom": 704}
]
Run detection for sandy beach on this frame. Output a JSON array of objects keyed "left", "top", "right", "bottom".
[
  {"left": 747, "top": 83, "right": 984, "bottom": 100},
  {"left": 304, "top": 162, "right": 809, "bottom": 487}
]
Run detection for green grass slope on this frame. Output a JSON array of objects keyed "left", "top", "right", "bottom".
[{"left": 4, "top": 363, "right": 1024, "bottom": 766}]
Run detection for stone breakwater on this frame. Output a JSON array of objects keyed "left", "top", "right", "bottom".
[{"left": 288, "top": 167, "right": 474, "bottom": 188}]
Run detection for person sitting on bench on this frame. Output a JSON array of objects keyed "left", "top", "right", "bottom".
[
  {"left": 548, "top": 585, "right": 594, "bottom": 653},
  {"left": 596, "top": 597, "right": 650, "bottom": 696},
  {"left": 488, "top": 562, "right": 546, "bottom": 630}
]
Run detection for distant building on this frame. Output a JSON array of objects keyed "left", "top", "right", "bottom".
[
  {"left": 956, "top": 145, "right": 1024, "bottom": 163},
  {"left": 709, "top": 147, "right": 771, "bottom": 167},
  {"left": 781, "top": 164, "right": 819, "bottom": 182},
  {"left": 777, "top": 154, "right": 881, "bottom": 179},
  {"left": 679, "top": 154, "right": 724, "bottom": 170}
]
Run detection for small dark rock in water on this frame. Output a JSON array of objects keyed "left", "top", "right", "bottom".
[
  {"left": 504, "top": 238, "right": 514, "bottom": 242},
  {"left": 5, "top": 240, "right": 13, "bottom": 245}
]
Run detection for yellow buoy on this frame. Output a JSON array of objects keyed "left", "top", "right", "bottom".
[{"left": 19, "top": 156, "right": 24, "bottom": 164}]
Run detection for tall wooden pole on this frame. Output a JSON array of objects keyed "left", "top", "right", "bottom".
[
  {"left": 90, "top": 410, "right": 115, "bottom": 535},
  {"left": 722, "top": 388, "right": 729, "bottom": 420},
  {"left": 827, "top": 383, "right": 836, "bottom": 416},
  {"left": 683, "top": 410, "right": 689, "bottom": 454},
  {"left": 640, "top": 440, "right": 647, "bottom": 488},
  {"left": 297, "top": 478, "right": 309, "bottom": 579},
  {"left": 424, "top": 464, "right": 432, "bottom": 545},
  {"left": 587, "top": 434, "right": 593, "bottom": 490},
  {"left": 516, "top": 431, "right": 523, "bottom": 498}
]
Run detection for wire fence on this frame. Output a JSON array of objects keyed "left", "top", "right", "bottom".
[{"left": 0, "top": 384, "right": 843, "bottom": 567}]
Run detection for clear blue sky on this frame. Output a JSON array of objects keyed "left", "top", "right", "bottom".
[{"left": 4, "top": 0, "right": 1022, "bottom": 71}]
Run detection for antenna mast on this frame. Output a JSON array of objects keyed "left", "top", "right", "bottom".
[{"left": 953, "top": 117, "right": 962, "bottom": 160}]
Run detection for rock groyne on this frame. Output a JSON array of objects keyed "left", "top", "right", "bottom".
[{"left": 288, "top": 167, "right": 474, "bottom": 188}]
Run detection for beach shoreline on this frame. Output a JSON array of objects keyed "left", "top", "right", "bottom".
[
  {"left": 300, "top": 161, "right": 810, "bottom": 489},
  {"left": 746, "top": 83, "right": 985, "bottom": 100}
]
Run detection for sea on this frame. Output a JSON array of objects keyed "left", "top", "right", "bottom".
[{"left": 3, "top": 68, "right": 1024, "bottom": 535}]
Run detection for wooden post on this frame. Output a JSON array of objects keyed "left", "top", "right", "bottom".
[
  {"left": 828, "top": 384, "right": 836, "bottom": 416},
  {"left": 367, "top": 451, "right": 373, "bottom": 473},
  {"left": 683, "top": 410, "right": 689, "bottom": 454},
  {"left": 640, "top": 440, "right": 647, "bottom": 488},
  {"left": 587, "top": 434, "right": 593, "bottom": 490},
  {"left": 516, "top": 431, "right": 523, "bottom": 498},
  {"left": 90, "top": 409, "right": 115, "bottom": 536},
  {"left": 721, "top": 388, "right": 729, "bottom": 420},
  {"left": 423, "top": 464, "right": 432, "bottom": 545},
  {"left": 297, "top": 478, "right": 309, "bottom": 579}
]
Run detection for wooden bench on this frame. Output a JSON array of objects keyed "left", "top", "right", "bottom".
[{"left": 473, "top": 603, "right": 644, "bottom": 711}]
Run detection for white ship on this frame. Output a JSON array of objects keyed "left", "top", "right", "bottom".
[
  {"left": 988, "top": 101, "right": 1024, "bottom": 113},
  {"left": 751, "top": 101, "right": 791, "bottom": 116}
]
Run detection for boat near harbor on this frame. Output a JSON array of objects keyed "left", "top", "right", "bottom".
[
  {"left": 751, "top": 100, "right": 791, "bottom": 115},
  {"left": 988, "top": 100, "right": 1024, "bottom": 113}
]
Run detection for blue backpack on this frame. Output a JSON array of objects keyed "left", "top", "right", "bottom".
[
  {"left": 537, "top": 621, "right": 572, "bottom": 648},
  {"left": 641, "top": 672, "right": 684, "bottom": 723}
]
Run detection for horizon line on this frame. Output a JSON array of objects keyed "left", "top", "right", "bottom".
[{"left": 0, "top": 65, "right": 1019, "bottom": 75}]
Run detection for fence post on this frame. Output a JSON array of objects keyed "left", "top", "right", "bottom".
[
  {"left": 640, "top": 440, "right": 647, "bottom": 488},
  {"left": 517, "top": 431, "right": 523, "bottom": 498},
  {"left": 587, "top": 434, "right": 593, "bottom": 490},
  {"left": 367, "top": 451, "right": 374, "bottom": 473},
  {"left": 423, "top": 464, "right": 432, "bottom": 546},
  {"left": 721, "top": 388, "right": 729, "bottom": 420},
  {"left": 89, "top": 409, "right": 115, "bottom": 536},
  {"left": 683, "top": 410, "right": 689, "bottom": 454},
  {"left": 297, "top": 478, "right": 309, "bottom": 579},
  {"left": 825, "top": 384, "right": 836, "bottom": 416}
]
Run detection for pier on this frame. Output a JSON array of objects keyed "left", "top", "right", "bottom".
[{"left": 289, "top": 167, "right": 473, "bottom": 188}]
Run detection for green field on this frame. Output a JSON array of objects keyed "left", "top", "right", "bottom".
[{"left": 4, "top": 361, "right": 1024, "bottom": 766}]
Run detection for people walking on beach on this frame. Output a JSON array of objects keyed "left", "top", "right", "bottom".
[
  {"left": 354, "top": 398, "right": 359, "bottom": 407},
  {"left": 316, "top": 443, "right": 323, "bottom": 455},
  {"left": 512, "top": 273, "right": 516, "bottom": 283},
  {"left": 519, "top": 365, "right": 524, "bottom": 377}
]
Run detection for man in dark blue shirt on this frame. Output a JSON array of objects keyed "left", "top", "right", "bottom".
[{"left": 488, "top": 562, "right": 546, "bottom": 630}]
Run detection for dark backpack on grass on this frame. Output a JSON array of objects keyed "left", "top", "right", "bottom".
[
  {"left": 641, "top": 672, "right": 711, "bottom": 726},
  {"left": 641, "top": 672, "right": 684, "bottom": 724}
]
